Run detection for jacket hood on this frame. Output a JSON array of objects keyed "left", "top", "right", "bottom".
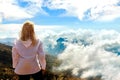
[{"left": 21, "top": 39, "right": 32, "bottom": 48}]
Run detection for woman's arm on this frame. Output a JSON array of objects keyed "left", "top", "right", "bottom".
[
  {"left": 12, "top": 46, "right": 19, "bottom": 68},
  {"left": 37, "top": 42, "right": 46, "bottom": 70}
]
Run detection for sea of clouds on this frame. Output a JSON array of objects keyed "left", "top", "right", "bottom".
[
  {"left": 1, "top": 28, "right": 120, "bottom": 80},
  {"left": 39, "top": 29, "right": 120, "bottom": 80}
]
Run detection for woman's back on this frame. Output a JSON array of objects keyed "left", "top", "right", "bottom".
[
  {"left": 12, "top": 21, "right": 46, "bottom": 80},
  {"left": 13, "top": 39, "right": 42, "bottom": 75}
]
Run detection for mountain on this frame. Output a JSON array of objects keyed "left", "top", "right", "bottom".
[
  {"left": 0, "top": 43, "right": 12, "bottom": 67},
  {"left": 0, "top": 43, "right": 13, "bottom": 79},
  {"left": 46, "top": 37, "right": 67, "bottom": 54}
]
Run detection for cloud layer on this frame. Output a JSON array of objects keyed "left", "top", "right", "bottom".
[{"left": 38, "top": 29, "right": 120, "bottom": 80}]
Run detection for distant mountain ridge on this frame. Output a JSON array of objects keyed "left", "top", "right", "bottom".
[{"left": 0, "top": 38, "right": 15, "bottom": 46}]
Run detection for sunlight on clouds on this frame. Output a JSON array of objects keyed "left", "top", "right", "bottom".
[
  {"left": 0, "top": 23, "right": 65, "bottom": 38},
  {"left": 0, "top": 0, "right": 32, "bottom": 21},
  {"left": 46, "top": 0, "right": 120, "bottom": 21},
  {"left": 0, "top": 24, "right": 21, "bottom": 38},
  {"left": 0, "top": 24, "right": 21, "bottom": 32},
  {"left": 0, "top": 13, "right": 2, "bottom": 23},
  {"left": 35, "top": 25, "right": 65, "bottom": 31},
  {"left": 0, "top": 0, "right": 120, "bottom": 22},
  {"left": 81, "top": 69, "right": 101, "bottom": 78},
  {"left": 39, "top": 29, "right": 120, "bottom": 80},
  {"left": 0, "top": 24, "right": 65, "bottom": 33},
  {"left": 22, "top": 0, "right": 48, "bottom": 15},
  {"left": 96, "top": 6, "right": 120, "bottom": 21},
  {"left": 0, "top": 0, "right": 47, "bottom": 22}
]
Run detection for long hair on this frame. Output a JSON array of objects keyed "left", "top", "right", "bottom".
[{"left": 20, "top": 21, "right": 37, "bottom": 46}]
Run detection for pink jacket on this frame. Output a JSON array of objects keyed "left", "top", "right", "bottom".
[{"left": 12, "top": 39, "right": 46, "bottom": 75}]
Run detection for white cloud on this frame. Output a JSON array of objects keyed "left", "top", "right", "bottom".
[
  {"left": 38, "top": 29, "right": 120, "bottom": 80},
  {"left": 0, "top": 0, "right": 47, "bottom": 22},
  {"left": 96, "top": 6, "right": 120, "bottom": 21},
  {"left": 0, "top": 0, "right": 32, "bottom": 21},
  {"left": 0, "top": 24, "right": 21, "bottom": 31},
  {"left": 22, "top": 0, "right": 48, "bottom": 15},
  {"left": 0, "top": 23, "right": 65, "bottom": 38},
  {"left": 0, "top": 0, "right": 120, "bottom": 22},
  {"left": 0, "top": 13, "right": 2, "bottom": 23},
  {"left": 0, "top": 24, "right": 22, "bottom": 38},
  {"left": 46, "top": 0, "right": 120, "bottom": 21}
]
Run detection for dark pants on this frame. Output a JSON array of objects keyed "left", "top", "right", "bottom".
[{"left": 18, "top": 70, "right": 43, "bottom": 80}]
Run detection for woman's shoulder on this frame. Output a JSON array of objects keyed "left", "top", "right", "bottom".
[
  {"left": 13, "top": 39, "right": 22, "bottom": 45},
  {"left": 36, "top": 39, "right": 43, "bottom": 45},
  {"left": 37, "top": 39, "right": 43, "bottom": 45},
  {"left": 12, "top": 39, "right": 21, "bottom": 48}
]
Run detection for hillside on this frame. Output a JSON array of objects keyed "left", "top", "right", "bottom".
[
  {"left": 0, "top": 43, "right": 101, "bottom": 80},
  {"left": 0, "top": 43, "right": 12, "bottom": 67},
  {"left": 0, "top": 43, "right": 13, "bottom": 79}
]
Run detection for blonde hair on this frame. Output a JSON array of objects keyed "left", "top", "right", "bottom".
[{"left": 20, "top": 21, "right": 37, "bottom": 46}]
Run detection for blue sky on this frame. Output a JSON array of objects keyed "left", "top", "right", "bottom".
[{"left": 0, "top": 0, "right": 120, "bottom": 31}]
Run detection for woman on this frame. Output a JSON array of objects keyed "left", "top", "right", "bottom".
[{"left": 12, "top": 21, "right": 46, "bottom": 80}]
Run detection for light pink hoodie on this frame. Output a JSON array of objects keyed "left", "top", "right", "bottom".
[{"left": 12, "top": 39, "right": 46, "bottom": 75}]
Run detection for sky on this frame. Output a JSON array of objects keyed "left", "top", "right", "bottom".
[{"left": 0, "top": 0, "right": 120, "bottom": 32}]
